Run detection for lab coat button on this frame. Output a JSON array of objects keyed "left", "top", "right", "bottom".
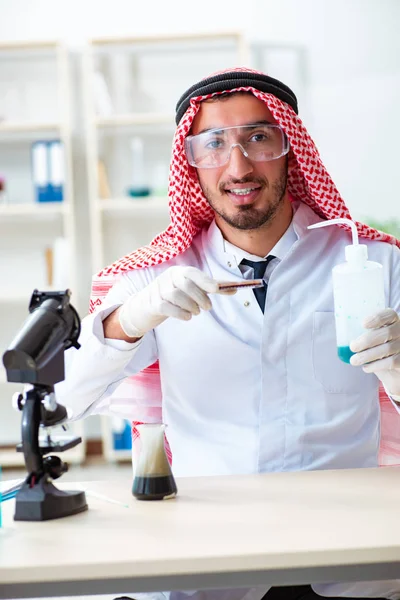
[{"left": 244, "top": 301, "right": 250, "bottom": 307}]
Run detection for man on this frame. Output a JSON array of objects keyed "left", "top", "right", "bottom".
[{"left": 56, "top": 68, "right": 400, "bottom": 600}]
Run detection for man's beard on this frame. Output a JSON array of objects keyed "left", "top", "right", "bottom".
[{"left": 201, "top": 161, "right": 288, "bottom": 231}]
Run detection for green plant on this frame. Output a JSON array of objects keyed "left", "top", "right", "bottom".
[{"left": 363, "top": 218, "right": 400, "bottom": 239}]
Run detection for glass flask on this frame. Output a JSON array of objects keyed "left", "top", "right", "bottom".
[{"left": 132, "top": 424, "right": 177, "bottom": 501}]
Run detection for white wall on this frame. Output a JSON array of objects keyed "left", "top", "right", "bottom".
[
  {"left": 250, "top": 0, "right": 400, "bottom": 222},
  {"left": 0, "top": 0, "right": 398, "bottom": 444},
  {"left": 0, "top": 0, "right": 398, "bottom": 223}
]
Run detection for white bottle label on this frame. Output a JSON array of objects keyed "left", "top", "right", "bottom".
[{"left": 333, "top": 264, "right": 385, "bottom": 349}]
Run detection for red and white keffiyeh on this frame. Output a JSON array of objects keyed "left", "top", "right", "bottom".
[{"left": 89, "top": 67, "right": 400, "bottom": 466}]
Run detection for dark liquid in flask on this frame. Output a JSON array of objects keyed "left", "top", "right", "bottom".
[{"left": 132, "top": 475, "right": 177, "bottom": 500}]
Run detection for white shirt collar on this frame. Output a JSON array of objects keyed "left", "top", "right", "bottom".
[
  {"left": 223, "top": 220, "right": 298, "bottom": 265},
  {"left": 204, "top": 201, "right": 321, "bottom": 269},
  {"left": 221, "top": 200, "right": 300, "bottom": 266}
]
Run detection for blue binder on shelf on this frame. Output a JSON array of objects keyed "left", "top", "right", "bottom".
[
  {"left": 112, "top": 419, "right": 133, "bottom": 451},
  {"left": 31, "top": 140, "right": 65, "bottom": 203}
]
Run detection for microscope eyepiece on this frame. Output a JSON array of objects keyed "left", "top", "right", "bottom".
[{"left": 2, "top": 289, "right": 80, "bottom": 385}]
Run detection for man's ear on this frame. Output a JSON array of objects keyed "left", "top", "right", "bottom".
[{"left": 288, "top": 149, "right": 297, "bottom": 174}]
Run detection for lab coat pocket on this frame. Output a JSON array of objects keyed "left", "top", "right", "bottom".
[{"left": 312, "top": 311, "right": 369, "bottom": 394}]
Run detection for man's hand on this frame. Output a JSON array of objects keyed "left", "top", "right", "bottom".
[
  {"left": 350, "top": 308, "right": 400, "bottom": 397},
  {"left": 118, "top": 266, "right": 231, "bottom": 339}
]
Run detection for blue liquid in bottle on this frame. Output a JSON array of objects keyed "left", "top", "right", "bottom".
[{"left": 337, "top": 346, "right": 355, "bottom": 364}]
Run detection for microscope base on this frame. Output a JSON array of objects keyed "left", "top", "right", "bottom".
[{"left": 14, "top": 479, "right": 88, "bottom": 521}]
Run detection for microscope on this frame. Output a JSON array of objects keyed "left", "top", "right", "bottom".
[{"left": 2, "top": 289, "right": 88, "bottom": 521}]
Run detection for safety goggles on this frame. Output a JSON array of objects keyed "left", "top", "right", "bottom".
[{"left": 185, "top": 123, "right": 289, "bottom": 169}]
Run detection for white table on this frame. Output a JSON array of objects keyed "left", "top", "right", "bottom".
[{"left": 0, "top": 467, "right": 400, "bottom": 599}]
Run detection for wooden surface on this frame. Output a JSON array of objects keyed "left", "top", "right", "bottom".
[{"left": 1, "top": 467, "right": 400, "bottom": 598}]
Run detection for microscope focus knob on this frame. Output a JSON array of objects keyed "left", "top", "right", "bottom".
[{"left": 43, "top": 455, "right": 68, "bottom": 479}]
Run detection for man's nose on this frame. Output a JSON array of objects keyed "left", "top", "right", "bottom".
[{"left": 225, "top": 144, "right": 254, "bottom": 179}]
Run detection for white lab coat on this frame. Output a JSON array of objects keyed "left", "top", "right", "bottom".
[{"left": 56, "top": 202, "right": 400, "bottom": 600}]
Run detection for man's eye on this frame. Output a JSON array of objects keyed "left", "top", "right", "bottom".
[
  {"left": 250, "top": 133, "right": 269, "bottom": 142},
  {"left": 205, "top": 139, "right": 224, "bottom": 150}
]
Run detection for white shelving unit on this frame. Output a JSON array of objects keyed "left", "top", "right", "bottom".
[
  {"left": 0, "top": 121, "right": 60, "bottom": 133},
  {"left": 0, "top": 40, "right": 85, "bottom": 467},
  {"left": 83, "top": 31, "right": 248, "bottom": 274},
  {"left": 83, "top": 32, "right": 248, "bottom": 462},
  {"left": 0, "top": 202, "right": 69, "bottom": 216},
  {"left": 99, "top": 196, "right": 169, "bottom": 216},
  {"left": 0, "top": 35, "right": 310, "bottom": 469}
]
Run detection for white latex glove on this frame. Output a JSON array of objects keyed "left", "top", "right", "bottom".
[
  {"left": 119, "top": 266, "right": 232, "bottom": 338},
  {"left": 350, "top": 308, "right": 400, "bottom": 397}
]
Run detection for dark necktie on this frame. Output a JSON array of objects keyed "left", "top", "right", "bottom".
[{"left": 240, "top": 256, "right": 276, "bottom": 313}]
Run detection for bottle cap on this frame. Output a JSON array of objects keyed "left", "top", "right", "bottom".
[{"left": 345, "top": 243, "right": 368, "bottom": 264}]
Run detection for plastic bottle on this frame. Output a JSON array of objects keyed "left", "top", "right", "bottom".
[
  {"left": 308, "top": 218, "right": 385, "bottom": 364},
  {"left": 127, "top": 136, "right": 150, "bottom": 198}
]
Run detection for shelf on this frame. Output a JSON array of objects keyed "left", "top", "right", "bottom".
[
  {"left": 0, "top": 203, "right": 68, "bottom": 218},
  {"left": 91, "top": 31, "right": 244, "bottom": 46},
  {"left": 0, "top": 121, "right": 61, "bottom": 134},
  {"left": 99, "top": 197, "right": 169, "bottom": 216},
  {"left": 0, "top": 449, "right": 25, "bottom": 467},
  {"left": 0, "top": 40, "right": 60, "bottom": 51},
  {"left": 0, "top": 287, "right": 58, "bottom": 304},
  {"left": 95, "top": 113, "right": 174, "bottom": 128}
]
